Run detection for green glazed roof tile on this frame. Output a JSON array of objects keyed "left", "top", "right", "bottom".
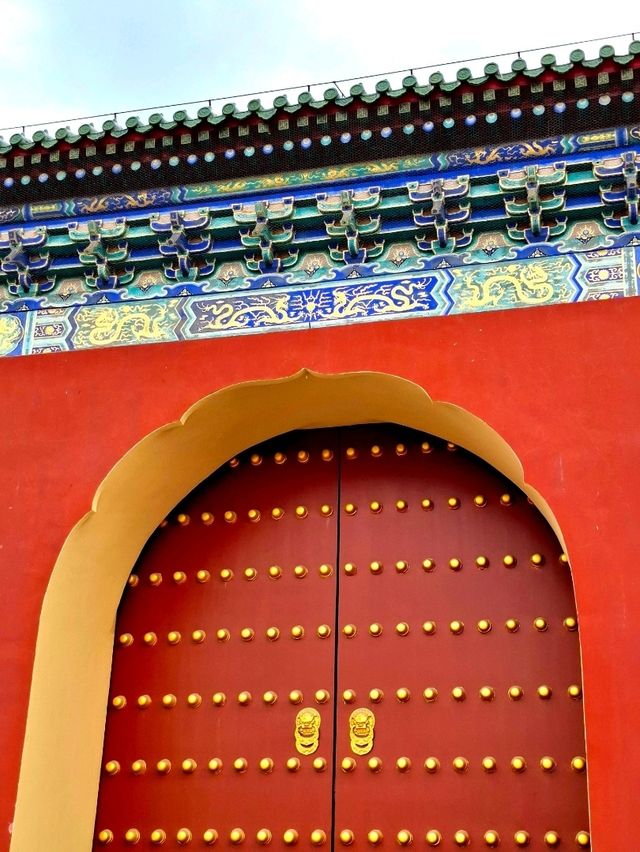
[
  {"left": 413, "top": 84, "right": 434, "bottom": 96},
  {"left": 32, "top": 130, "right": 53, "bottom": 143},
  {"left": 523, "top": 67, "right": 546, "bottom": 79},
  {"left": 0, "top": 40, "right": 638, "bottom": 159}
]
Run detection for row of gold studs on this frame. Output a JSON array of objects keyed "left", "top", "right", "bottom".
[
  {"left": 103, "top": 754, "right": 587, "bottom": 778},
  {"left": 118, "top": 624, "right": 332, "bottom": 645},
  {"left": 349, "top": 755, "right": 586, "bottom": 774},
  {"left": 129, "top": 554, "right": 567, "bottom": 589},
  {"left": 130, "top": 564, "right": 338, "bottom": 585},
  {"left": 111, "top": 689, "right": 330, "bottom": 709},
  {"left": 110, "top": 683, "right": 582, "bottom": 711},
  {"left": 117, "top": 617, "right": 577, "bottom": 648},
  {"left": 358, "top": 684, "right": 582, "bottom": 702},
  {"left": 97, "top": 826, "right": 590, "bottom": 847},
  {"left": 103, "top": 756, "right": 332, "bottom": 776},
  {"left": 339, "top": 617, "right": 570, "bottom": 636},
  {"left": 227, "top": 441, "right": 449, "bottom": 468},
  {"left": 167, "top": 493, "right": 524, "bottom": 528},
  {"left": 341, "top": 554, "right": 557, "bottom": 572},
  {"left": 97, "top": 827, "right": 331, "bottom": 846}
]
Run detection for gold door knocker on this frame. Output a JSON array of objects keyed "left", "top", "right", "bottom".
[
  {"left": 349, "top": 707, "right": 375, "bottom": 755},
  {"left": 295, "top": 707, "right": 321, "bottom": 755}
]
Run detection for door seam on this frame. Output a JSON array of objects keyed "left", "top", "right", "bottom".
[{"left": 329, "top": 428, "right": 343, "bottom": 852}]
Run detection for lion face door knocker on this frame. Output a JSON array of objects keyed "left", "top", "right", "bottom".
[
  {"left": 295, "top": 707, "right": 321, "bottom": 755},
  {"left": 349, "top": 707, "right": 375, "bottom": 755}
]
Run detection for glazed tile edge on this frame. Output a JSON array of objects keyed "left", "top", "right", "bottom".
[
  {"left": 2, "top": 124, "right": 639, "bottom": 226},
  {"left": 1, "top": 247, "right": 636, "bottom": 357},
  {"left": 2, "top": 140, "right": 640, "bottom": 315},
  {"left": 3, "top": 40, "right": 639, "bottom": 156},
  {"left": 2, "top": 227, "right": 638, "bottom": 318}
]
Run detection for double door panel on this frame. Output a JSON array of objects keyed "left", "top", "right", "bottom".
[
  {"left": 335, "top": 425, "right": 587, "bottom": 845},
  {"left": 96, "top": 430, "right": 339, "bottom": 845},
  {"left": 95, "top": 426, "right": 588, "bottom": 848}
]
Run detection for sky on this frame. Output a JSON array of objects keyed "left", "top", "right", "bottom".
[{"left": 0, "top": 0, "right": 638, "bottom": 136}]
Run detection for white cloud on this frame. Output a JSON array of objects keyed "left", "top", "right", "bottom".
[
  {"left": 1, "top": 0, "right": 639, "bottom": 135},
  {"left": 187, "top": 0, "right": 640, "bottom": 107},
  {"left": 0, "top": 0, "right": 43, "bottom": 65}
]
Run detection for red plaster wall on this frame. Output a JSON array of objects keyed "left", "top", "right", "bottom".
[{"left": 1, "top": 298, "right": 638, "bottom": 851}]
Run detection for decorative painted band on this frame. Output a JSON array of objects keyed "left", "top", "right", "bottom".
[
  {"left": 2, "top": 247, "right": 636, "bottom": 357},
  {"left": 0, "top": 125, "right": 637, "bottom": 226}
]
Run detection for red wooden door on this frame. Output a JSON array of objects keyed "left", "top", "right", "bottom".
[
  {"left": 94, "top": 430, "right": 341, "bottom": 848},
  {"left": 334, "top": 425, "right": 589, "bottom": 849},
  {"left": 94, "top": 426, "right": 589, "bottom": 849}
]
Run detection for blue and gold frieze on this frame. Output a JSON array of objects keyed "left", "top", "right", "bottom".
[
  {"left": 2, "top": 140, "right": 640, "bottom": 318},
  {"left": 445, "top": 257, "right": 580, "bottom": 313},
  {"left": 0, "top": 312, "right": 24, "bottom": 356},
  {"left": 184, "top": 276, "right": 438, "bottom": 338},
  {"left": 1, "top": 124, "right": 638, "bottom": 227},
  {"left": 3, "top": 226, "right": 638, "bottom": 320},
  {"left": 3, "top": 249, "right": 637, "bottom": 357}
]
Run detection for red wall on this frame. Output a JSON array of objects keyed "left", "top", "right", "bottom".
[{"left": 2, "top": 298, "right": 638, "bottom": 850}]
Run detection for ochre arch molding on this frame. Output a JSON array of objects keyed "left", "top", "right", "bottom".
[{"left": 11, "top": 369, "right": 571, "bottom": 852}]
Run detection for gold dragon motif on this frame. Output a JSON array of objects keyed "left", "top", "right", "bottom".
[
  {"left": 76, "top": 303, "right": 173, "bottom": 347},
  {"left": 0, "top": 314, "right": 23, "bottom": 355},
  {"left": 463, "top": 264, "right": 555, "bottom": 308},
  {"left": 330, "top": 280, "right": 426, "bottom": 318},
  {"left": 201, "top": 294, "right": 290, "bottom": 330}
]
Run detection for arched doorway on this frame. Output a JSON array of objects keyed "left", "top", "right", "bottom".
[{"left": 94, "top": 424, "right": 589, "bottom": 848}]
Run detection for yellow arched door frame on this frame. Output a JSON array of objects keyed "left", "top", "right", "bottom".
[{"left": 10, "top": 370, "right": 568, "bottom": 852}]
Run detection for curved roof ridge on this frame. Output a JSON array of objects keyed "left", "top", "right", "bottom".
[{"left": 1, "top": 39, "right": 639, "bottom": 152}]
